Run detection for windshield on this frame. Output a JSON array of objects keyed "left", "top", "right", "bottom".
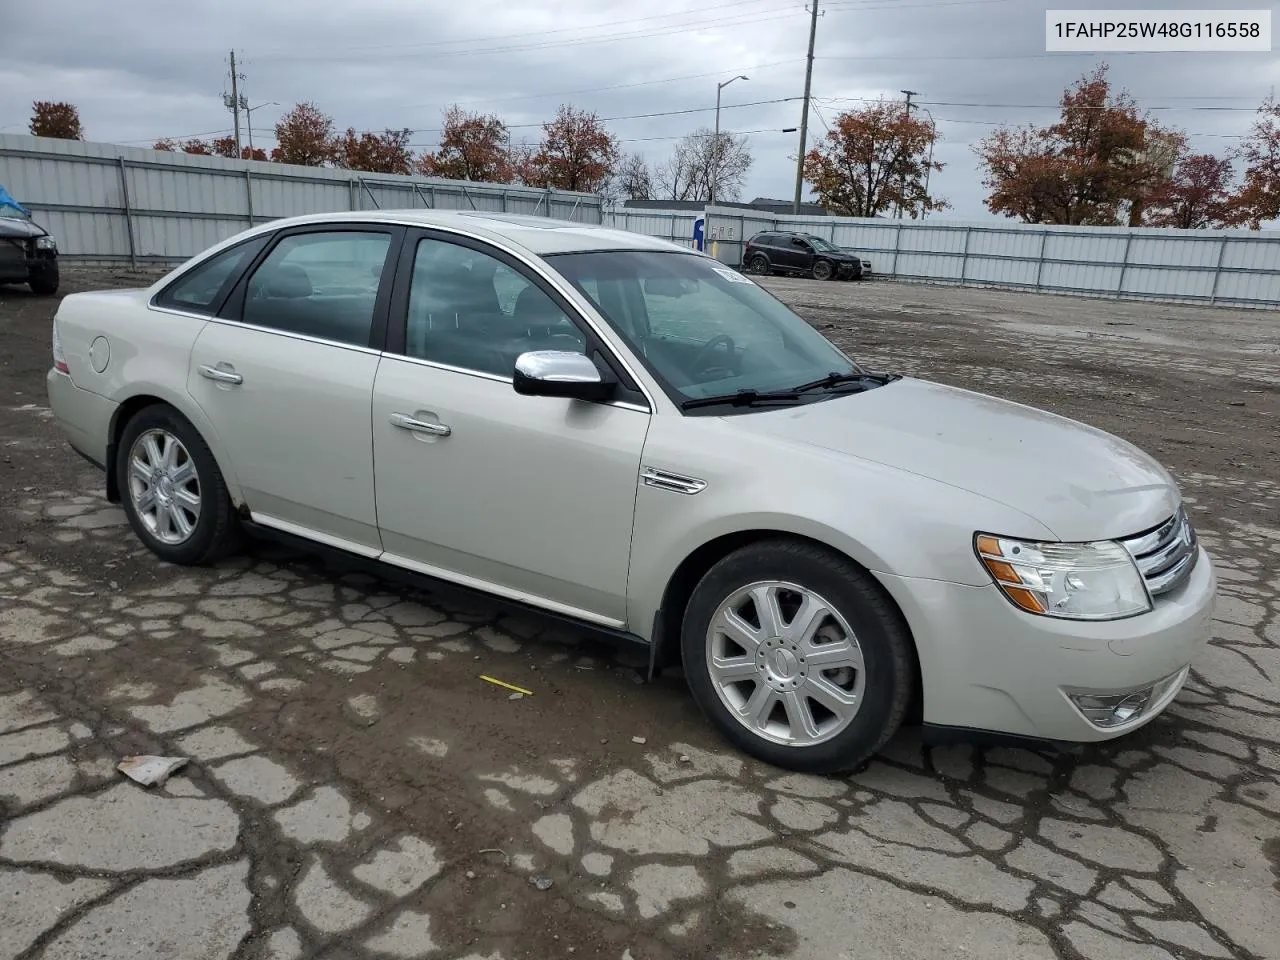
[
  {"left": 806, "top": 235, "right": 838, "bottom": 252},
  {"left": 547, "top": 250, "right": 863, "bottom": 406}
]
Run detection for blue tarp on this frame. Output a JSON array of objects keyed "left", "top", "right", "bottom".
[{"left": 0, "top": 186, "right": 31, "bottom": 218}]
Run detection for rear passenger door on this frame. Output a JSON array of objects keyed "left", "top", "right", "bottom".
[{"left": 186, "top": 224, "right": 403, "bottom": 553}]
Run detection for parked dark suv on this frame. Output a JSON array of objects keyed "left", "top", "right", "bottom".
[{"left": 742, "top": 231, "right": 862, "bottom": 281}]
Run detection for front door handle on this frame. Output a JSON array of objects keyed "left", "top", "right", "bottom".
[
  {"left": 389, "top": 412, "right": 451, "bottom": 437},
  {"left": 198, "top": 364, "right": 243, "bottom": 385}
]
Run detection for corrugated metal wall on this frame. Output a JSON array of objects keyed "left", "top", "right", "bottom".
[
  {"left": 0, "top": 134, "right": 603, "bottom": 264},
  {"left": 603, "top": 204, "right": 1280, "bottom": 309}
]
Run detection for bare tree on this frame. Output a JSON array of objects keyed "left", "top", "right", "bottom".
[
  {"left": 613, "top": 153, "right": 654, "bottom": 201},
  {"left": 656, "top": 128, "right": 753, "bottom": 203}
]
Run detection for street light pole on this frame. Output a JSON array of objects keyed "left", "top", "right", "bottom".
[
  {"left": 711, "top": 75, "right": 748, "bottom": 206},
  {"left": 244, "top": 101, "right": 279, "bottom": 157}
]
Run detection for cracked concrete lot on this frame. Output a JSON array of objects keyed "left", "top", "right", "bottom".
[{"left": 2, "top": 269, "right": 1279, "bottom": 960}]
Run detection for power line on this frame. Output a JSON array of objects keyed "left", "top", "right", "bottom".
[
  {"left": 398, "top": 96, "right": 800, "bottom": 144},
  {"left": 816, "top": 95, "right": 1262, "bottom": 113}
]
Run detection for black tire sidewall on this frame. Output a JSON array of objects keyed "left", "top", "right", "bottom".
[
  {"left": 750, "top": 255, "right": 769, "bottom": 275},
  {"left": 681, "top": 541, "right": 913, "bottom": 773},
  {"left": 28, "top": 262, "right": 59, "bottom": 296},
  {"left": 116, "top": 405, "right": 234, "bottom": 565},
  {"left": 812, "top": 260, "right": 833, "bottom": 281}
]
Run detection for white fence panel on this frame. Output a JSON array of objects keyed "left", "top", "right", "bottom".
[
  {"left": 603, "top": 205, "right": 1280, "bottom": 309},
  {"left": 1, "top": 134, "right": 604, "bottom": 264}
]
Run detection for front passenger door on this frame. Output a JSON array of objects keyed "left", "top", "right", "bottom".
[{"left": 371, "top": 231, "right": 651, "bottom": 626}]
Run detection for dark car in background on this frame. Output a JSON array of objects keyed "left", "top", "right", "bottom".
[
  {"left": 0, "top": 186, "right": 59, "bottom": 296},
  {"left": 742, "top": 231, "right": 863, "bottom": 281}
]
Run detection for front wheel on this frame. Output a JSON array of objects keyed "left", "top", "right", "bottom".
[
  {"left": 812, "top": 260, "right": 834, "bottom": 281},
  {"left": 116, "top": 404, "right": 241, "bottom": 566},
  {"left": 28, "top": 262, "right": 59, "bottom": 296},
  {"left": 681, "top": 539, "right": 915, "bottom": 773}
]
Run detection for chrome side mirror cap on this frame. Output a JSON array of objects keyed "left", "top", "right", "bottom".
[{"left": 512, "top": 350, "right": 616, "bottom": 402}]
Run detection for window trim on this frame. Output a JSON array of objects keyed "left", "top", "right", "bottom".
[
  {"left": 150, "top": 234, "right": 270, "bottom": 317},
  {"left": 385, "top": 228, "right": 650, "bottom": 409},
  {"left": 216, "top": 222, "right": 406, "bottom": 351}
]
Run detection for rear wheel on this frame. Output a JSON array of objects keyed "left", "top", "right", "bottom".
[
  {"left": 116, "top": 404, "right": 240, "bottom": 566},
  {"left": 681, "top": 538, "right": 914, "bottom": 773},
  {"left": 747, "top": 254, "right": 771, "bottom": 275},
  {"left": 812, "top": 259, "right": 834, "bottom": 281}
]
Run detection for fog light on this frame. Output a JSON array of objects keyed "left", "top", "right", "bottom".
[{"left": 1066, "top": 671, "right": 1184, "bottom": 729}]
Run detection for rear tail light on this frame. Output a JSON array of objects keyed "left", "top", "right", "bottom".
[{"left": 52, "top": 324, "right": 69, "bottom": 374}]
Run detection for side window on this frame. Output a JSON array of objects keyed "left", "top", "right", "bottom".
[
  {"left": 404, "top": 237, "right": 587, "bottom": 377},
  {"left": 155, "top": 237, "right": 266, "bottom": 314},
  {"left": 240, "top": 231, "right": 391, "bottom": 347}
]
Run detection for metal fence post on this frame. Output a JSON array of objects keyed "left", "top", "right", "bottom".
[
  {"left": 891, "top": 223, "right": 903, "bottom": 278},
  {"left": 501, "top": 190, "right": 509, "bottom": 213},
  {"left": 348, "top": 179, "right": 357, "bottom": 210},
  {"left": 1209, "top": 235, "right": 1230, "bottom": 304},
  {"left": 117, "top": 157, "right": 137, "bottom": 268},
  {"left": 1116, "top": 231, "right": 1134, "bottom": 299},
  {"left": 1033, "top": 231, "right": 1048, "bottom": 291},
  {"left": 244, "top": 170, "right": 254, "bottom": 227},
  {"left": 960, "top": 226, "right": 972, "bottom": 283}
]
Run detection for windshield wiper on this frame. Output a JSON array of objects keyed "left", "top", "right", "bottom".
[
  {"left": 680, "top": 388, "right": 803, "bottom": 411},
  {"left": 788, "top": 370, "right": 896, "bottom": 394}
]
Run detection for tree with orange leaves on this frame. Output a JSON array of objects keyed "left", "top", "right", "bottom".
[
  {"left": 336, "top": 128, "right": 414, "bottom": 175},
  {"left": 153, "top": 137, "right": 268, "bottom": 161},
  {"left": 1145, "top": 154, "right": 1238, "bottom": 229},
  {"left": 1226, "top": 97, "right": 1280, "bottom": 228},
  {"left": 976, "top": 65, "right": 1187, "bottom": 226},
  {"left": 521, "top": 105, "right": 619, "bottom": 195},
  {"left": 272, "top": 102, "right": 336, "bottom": 166},
  {"left": 30, "top": 101, "right": 84, "bottom": 140},
  {"left": 802, "top": 98, "right": 945, "bottom": 218},
  {"left": 418, "top": 106, "right": 514, "bottom": 183}
]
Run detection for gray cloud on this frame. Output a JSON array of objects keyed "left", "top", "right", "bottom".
[{"left": 2, "top": 0, "right": 1276, "bottom": 217}]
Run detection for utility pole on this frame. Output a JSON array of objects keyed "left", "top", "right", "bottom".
[
  {"left": 895, "top": 90, "right": 918, "bottom": 219},
  {"left": 229, "top": 51, "right": 242, "bottom": 156},
  {"left": 792, "top": 0, "right": 820, "bottom": 215}
]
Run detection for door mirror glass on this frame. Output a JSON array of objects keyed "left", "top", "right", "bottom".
[{"left": 513, "top": 350, "right": 616, "bottom": 402}]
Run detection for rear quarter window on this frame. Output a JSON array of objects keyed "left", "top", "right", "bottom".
[{"left": 154, "top": 236, "right": 268, "bottom": 314}]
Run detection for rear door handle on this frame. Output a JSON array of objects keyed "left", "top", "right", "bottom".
[
  {"left": 389, "top": 412, "right": 451, "bottom": 437},
  {"left": 198, "top": 364, "right": 243, "bottom": 385}
]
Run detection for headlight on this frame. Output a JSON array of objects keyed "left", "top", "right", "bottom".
[
  {"left": 974, "top": 533, "right": 1151, "bottom": 621},
  {"left": 36, "top": 235, "right": 57, "bottom": 250}
]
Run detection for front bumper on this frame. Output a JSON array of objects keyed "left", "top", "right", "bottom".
[
  {"left": 47, "top": 368, "right": 117, "bottom": 469},
  {"left": 876, "top": 547, "right": 1216, "bottom": 742}
]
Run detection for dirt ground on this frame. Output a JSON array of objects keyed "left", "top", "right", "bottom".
[{"left": 1, "top": 268, "right": 1278, "bottom": 960}]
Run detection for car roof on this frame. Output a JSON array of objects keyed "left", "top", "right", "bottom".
[{"left": 251, "top": 209, "right": 692, "bottom": 257}]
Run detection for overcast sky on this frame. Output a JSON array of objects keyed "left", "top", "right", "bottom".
[{"left": 2, "top": 0, "right": 1277, "bottom": 218}]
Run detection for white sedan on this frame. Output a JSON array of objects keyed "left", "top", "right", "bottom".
[{"left": 46, "top": 210, "right": 1216, "bottom": 773}]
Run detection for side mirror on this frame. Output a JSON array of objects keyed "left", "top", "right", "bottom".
[{"left": 513, "top": 350, "right": 616, "bottom": 402}]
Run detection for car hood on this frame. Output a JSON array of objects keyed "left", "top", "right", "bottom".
[
  {"left": 0, "top": 217, "right": 47, "bottom": 240},
  {"left": 730, "top": 377, "right": 1179, "bottom": 542}
]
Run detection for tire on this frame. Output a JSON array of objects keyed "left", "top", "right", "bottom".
[
  {"left": 116, "top": 404, "right": 240, "bottom": 566},
  {"left": 747, "top": 254, "right": 771, "bottom": 276},
  {"left": 28, "top": 262, "right": 59, "bottom": 296},
  {"left": 681, "top": 538, "right": 914, "bottom": 773},
  {"left": 812, "top": 260, "right": 834, "bottom": 281}
]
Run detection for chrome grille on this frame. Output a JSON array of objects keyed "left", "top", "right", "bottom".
[{"left": 1120, "top": 507, "right": 1198, "bottom": 598}]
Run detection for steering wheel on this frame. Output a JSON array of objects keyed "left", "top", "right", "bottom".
[{"left": 691, "top": 334, "right": 738, "bottom": 380}]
